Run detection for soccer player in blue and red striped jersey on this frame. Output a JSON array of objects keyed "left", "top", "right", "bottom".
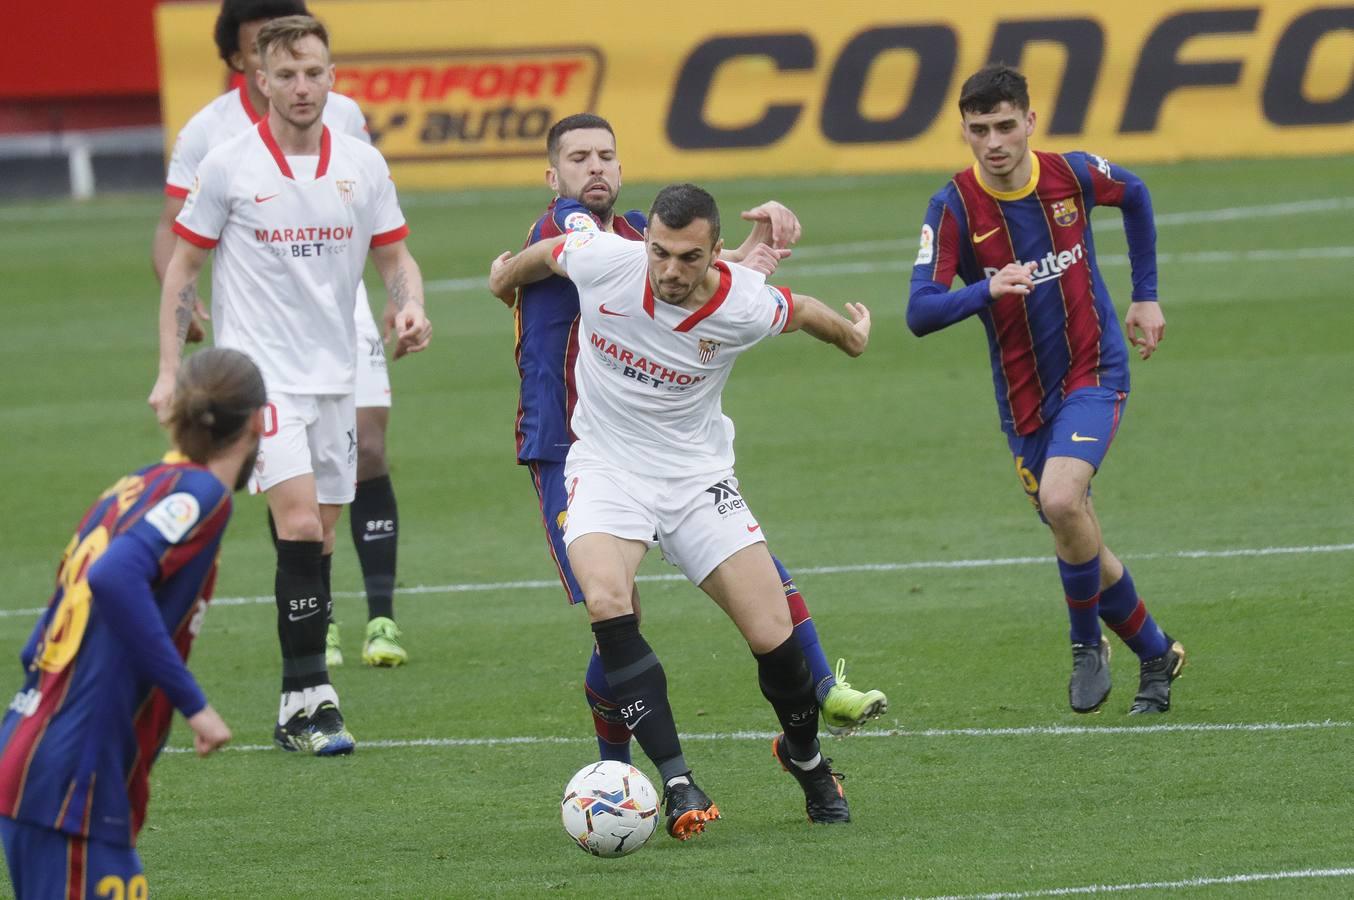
[
  {"left": 0, "top": 349, "right": 265, "bottom": 898},
  {"left": 907, "top": 64, "right": 1186, "bottom": 715},
  {"left": 505, "top": 114, "right": 887, "bottom": 762}
]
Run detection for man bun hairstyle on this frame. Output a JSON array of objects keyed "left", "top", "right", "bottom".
[
  {"left": 958, "top": 63, "right": 1030, "bottom": 116},
  {"left": 648, "top": 183, "right": 720, "bottom": 244},
  {"left": 546, "top": 113, "right": 615, "bottom": 167},
  {"left": 255, "top": 14, "right": 330, "bottom": 65},
  {"left": 168, "top": 348, "right": 267, "bottom": 464},
  {"left": 214, "top": 0, "right": 310, "bottom": 66}
]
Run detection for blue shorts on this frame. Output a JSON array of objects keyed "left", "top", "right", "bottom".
[
  {"left": 527, "top": 459, "right": 585, "bottom": 604},
  {"left": 1, "top": 817, "right": 144, "bottom": 900},
  {"left": 1006, "top": 387, "right": 1127, "bottom": 518}
]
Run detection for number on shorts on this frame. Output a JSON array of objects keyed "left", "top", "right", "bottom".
[
  {"left": 95, "top": 873, "right": 148, "bottom": 900},
  {"left": 261, "top": 402, "right": 279, "bottom": 438}
]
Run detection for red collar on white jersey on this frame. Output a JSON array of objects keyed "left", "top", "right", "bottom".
[
  {"left": 258, "top": 118, "right": 332, "bottom": 180},
  {"left": 642, "top": 260, "right": 733, "bottom": 332}
]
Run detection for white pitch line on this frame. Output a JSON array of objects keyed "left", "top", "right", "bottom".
[
  {"left": 161, "top": 719, "right": 1350, "bottom": 755},
  {"left": 921, "top": 866, "right": 1354, "bottom": 899},
  {"left": 2, "top": 542, "right": 1349, "bottom": 621}
]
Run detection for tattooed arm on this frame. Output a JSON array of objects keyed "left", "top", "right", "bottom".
[
  {"left": 148, "top": 240, "right": 212, "bottom": 421},
  {"left": 371, "top": 240, "right": 432, "bottom": 359}
]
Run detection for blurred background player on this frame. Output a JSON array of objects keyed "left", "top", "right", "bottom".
[
  {"left": 149, "top": 16, "right": 432, "bottom": 755},
  {"left": 500, "top": 113, "right": 887, "bottom": 763},
  {"left": 907, "top": 64, "right": 1185, "bottom": 715},
  {"left": 151, "top": 0, "right": 409, "bottom": 670},
  {"left": 0, "top": 348, "right": 263, "bottom": 899},
  {"left": 491, "top": 183, "right": 873, "bottom": 834}
]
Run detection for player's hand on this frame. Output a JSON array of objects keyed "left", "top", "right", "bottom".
[
  {"left": 740, "top": 243, "right": 792, "bottom": 277},
  {"left": 188, "top": 705, "right": 231, "bottom": 757},
  {"left": 1124, "top": 300, "right": 1165, "bottom": 360},
  {"left": 489, "top": 251, "right": 517, "bottom": 306},
  {"left": 185, "top": 300, "right": 211, "bottom": 344},
  {"left": 741, "top": 201, "right": 802, "bottom": 249},
  {"left": 393, "top": 304, "right": 432, "bottom": 359},
  {"left": 843, "top": 302, "right": 871, "bottom": 357},
  {"left": 148, "top": 373, "right": 176, "bottom": 424},
  {"left": 988, "top": 262, "right": 1036, "bottom": 300}
]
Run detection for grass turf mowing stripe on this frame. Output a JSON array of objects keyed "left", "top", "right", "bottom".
[{"left": 920, "top": 866, "right": 1354, "bottom": 899}]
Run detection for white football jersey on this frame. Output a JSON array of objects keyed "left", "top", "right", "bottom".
[
  {"left": 556, "top": 231, "right": 794, "bottom": 478},
  {"left": 174, "top": 120, "right": 407, "bottom": 394},
  {"left": 166, "top": 85, "right": 368, "bottom": 197}
]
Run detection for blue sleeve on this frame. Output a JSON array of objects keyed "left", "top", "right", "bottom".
[
  {"left": 1070, "top": 152, "right": 1158, "bottom": 301},
  {"left": 18, "top": 617, "right": 44, "bottom": 671},
  {"left": 86, "top": 533, "right": 207, "bottom": 718},
  {"left": 550, "top": 198, "right": 602, "bottom": 232},
  {"left": 906, "top": 196, "right": 992, "bottom": 336}
]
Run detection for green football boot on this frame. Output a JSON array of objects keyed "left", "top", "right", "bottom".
[
  {"left": 362, "top": 616, "right": 408, "bottom": 667},
  {"left": 821, "top": 658, "right": 888, "bottom": 735},
  {"left": 325, "top": 622, "right": 344, "bottom": 668}
]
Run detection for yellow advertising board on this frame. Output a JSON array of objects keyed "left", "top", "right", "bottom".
[{"left": 157, "top": 0, "right": 1354, "bottom": 189}]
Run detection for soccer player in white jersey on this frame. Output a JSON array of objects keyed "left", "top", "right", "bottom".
[
  {"left": 148, "top": 15, "right": 432, "bottom": 755},
  {"left": 490, "top": 184, "right": 870, "bottom": 836},
  {"left": 151, "top": 0, "right": 411, "bottom": 671}
]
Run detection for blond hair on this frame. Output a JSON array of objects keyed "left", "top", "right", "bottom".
[{"left": 254, "top": 14, "right": 329, "bottom": 66}]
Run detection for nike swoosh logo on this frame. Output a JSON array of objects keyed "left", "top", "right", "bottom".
[
  {"left": 254, "top": 193, "right": 280, "bottom": 203},
  {"left": 973, "top": 227, "right": 1001, "bottom": 244},
  {"left": 362, "top": 532, "right": 396, "bottom": 542},
  {"left": 599, "top": 304, "right": 629, "bottom": 317},
  {"left": 1070, "top": 433, "right": 1099, "bottom": 443},
  {"left": 746, "top": 524, "right": 761, "bottom": 533},
  {"left": 288, "top": 609, "right": 321, "bottom": 622},
  {"left": 626, "top": 709, "right": 651, "bottom": 731}
]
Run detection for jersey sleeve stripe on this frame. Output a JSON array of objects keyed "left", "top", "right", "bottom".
[
  {"left": 772, "top": 285, "right": 795, "bottom": 332},
  {"left": 164, "top": 184, "right": 190, "bottom": 199},
  {"left": 370, "top": 224, "right": 410, "bottom": 247},
  {"left": 171, "top": 221, "right": 218, "bottom": 249}
]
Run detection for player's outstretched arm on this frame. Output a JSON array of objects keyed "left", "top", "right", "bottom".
[
  {"left": 371, "top": 241, "right": 432, "bottom": 359},
  {"left": 723, "top": 201, "right": 802, "bottom": 263},
  {"left": 151, "top": 195, "right": 208, "bottom": 343},
  {"left": 488, "top": 235, "right": 567, "bottom": 300},
  {"left": 149, "top": 240, "right": 211, "bottom": 421},
  {"left": 784, "top": 294, "right": 871, "bottom": 357}
]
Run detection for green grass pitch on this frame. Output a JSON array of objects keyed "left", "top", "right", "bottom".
[{"left": 0, "top": 154, "right": 1351, "bottom": 897}]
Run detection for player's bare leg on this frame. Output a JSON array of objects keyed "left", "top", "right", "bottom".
[
  {"left": 570, "top": 534, "right": 714, "bottom": 839},
  {"left": 701, "top": 544, "right": 848, "bottom": 824},
  {"left": 350, "top": 406, "right": 406, "bottom": 667},
  {"left": 268, "top": 476, "right": 353, "bottom": 755}
]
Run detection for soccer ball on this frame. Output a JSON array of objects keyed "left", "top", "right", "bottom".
[{"left": 561, "top": 761, "right": 660, "bottom": 857}]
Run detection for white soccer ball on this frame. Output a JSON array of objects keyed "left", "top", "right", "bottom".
[{"left": 561, "top": 760, "right": 660, "bottom": 857}]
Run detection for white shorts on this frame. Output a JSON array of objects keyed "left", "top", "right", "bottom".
[
  {"left": 562, "top": 446, "right": 766, "bottom": 586},
  {"left": 250, "top": 392, "right": 357, "bottom": 505},
  {"left": 354, "top": 283, "right": 392, "bottom": 409}
]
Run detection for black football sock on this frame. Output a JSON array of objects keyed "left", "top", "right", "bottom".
[
  {"left": 756, "top": 634, "right": 820, "bottom": 763},
  {"left": 320, "top": 552, "right": 334, "bottom": 626},
  {"left": 276, "top": 540, "right": 328, "bottom": 692},
  {"left": 350, "top": 474, "right": 398, "bottom": 621},
  {"left": 591, "top": 614, "right": 688, "bottom": 784}
]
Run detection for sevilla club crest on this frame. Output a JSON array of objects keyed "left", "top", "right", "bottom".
[
  {"left": 336, "top": 179, "right": 356, "bottom": 206},
  {"left": 697, "top": 339, "right": 720, "bottom": 363}
]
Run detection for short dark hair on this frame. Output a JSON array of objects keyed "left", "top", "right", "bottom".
[
  {"left": 168, "top": 348, "right": 267, "bottom": 463},
  {"left": 648, "top": 183, "right": 720, "bottom": 244},
  {"left": 214, "top": 0, "right": 310, "bottom": 67},
  {"left": 958, "top": 63, "right": 1030, "bottom": 116},
  {"left": 546, "top": 114, "right": 615, "bottom": 166}
]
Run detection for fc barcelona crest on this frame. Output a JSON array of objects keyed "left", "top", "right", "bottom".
[
  {"left": 697, "top": 338, "right": 721, "bottom": 363},
  {"left": 1051, "top": 199, "right": 1079, "bottom": 227},
  {"left": 336, "top": 179, "right": 356, "bottom": 206}
]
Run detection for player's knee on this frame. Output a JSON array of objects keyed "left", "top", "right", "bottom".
[
  {"left": 1038, "top": 484, "right": 1088, "bottom": 529},
  {"left": 584, "top": 586, "right": 635, "bottom": 621},
  {"left": 273, "top": 508, "right": 323, "bottom": 543},
  {"left": 355, "top": 429, "right": 388, "bottom": 480}
]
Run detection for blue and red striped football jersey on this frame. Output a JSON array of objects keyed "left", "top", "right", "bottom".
[
  {"left": 513, "top": 198, "right": 647, "bottom": 462},
  {"left": 908, "top": 150, "right": 1158, "bottom": 436},
  {"left": 0, "top": 455, "right": 230, "bottom": 847}
]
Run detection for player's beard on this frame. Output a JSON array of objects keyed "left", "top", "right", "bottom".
[
  {"left": 569, "top": 178, "right": 617, "bottom": 220},
  {"left": 234, "top": 441, "right": 260, "bottom": 492}
]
